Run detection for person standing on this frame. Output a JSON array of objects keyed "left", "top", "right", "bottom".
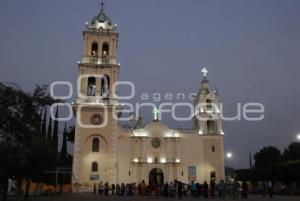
[
  {"left": 218, "top": 180, "right": 226, "bottom": 199},
  {"left": 163, "top": 183, "right": 168, "bottom": 197},
  {"left": 116, "top": 184, "right": 120, "bottom": 196},
  {"left": 24, "top": 178, "right": 30, "bottom": 201},
  {"left": 93, "top": 183, "right": 96, "bottom": 195},
  {"left": 168, "top": 182, "right": 175, "bottom": 198},
  {"left": 183, "top": 183, "right": 188, "bottom": 196},
  {"left": 210, "top": 179, "right": 216, "bottom": 198},
  {"left": 177, "top": 181, "right": 183, "bottom": 199},
  {"left": 104, "top": 182, "right": 109, "bottom": 196},
  {"left": 121, "top": 183, "right": 125, "bottom": 196},
  {"left": 1, "top": 176, "right": 8, "bottom": 201},
  {"left": 111, "top": 184, "right": 115, "bottom": 195},
  {"left": 242, "top": 181, "right": 248, "bottom": 199},
  {"left": 191, "top": 181, "right": 197, "bottom": 198},
  {"left": 261, "top": 182, "right": 266, "bottom": 198},
  {"left": 98, "top": 181, "right": 103, "bottom": 195},
  {"left": 203, "top": 181, "right": 209, "bottom": 198},
  {"left": 268, "top": 180, "right": 273, "bottom": 198},
  {"left": 233, "top": 181, "right": 240, "bottom": 199}
]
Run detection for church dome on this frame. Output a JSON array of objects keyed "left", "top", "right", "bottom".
[
  {"left": 87, "top": 7, "right": 114, "bottom": 30},
  {"left": 144, "top": 121, "right": 169, "bottom": 132}
]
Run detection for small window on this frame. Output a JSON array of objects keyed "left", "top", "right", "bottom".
[
  {"left": 210, "top": 171, "right": 216, "bottom": 180},
  {"left": 92, "top": 162, "right": 98, "bottom": 172},
  {"left": 92, "top": 138, "right": 99, "bottom": 152},
  {"left": 212, "top": 145, "right": 215, "bottom": 152},
  {"left": 207, "top": 120, "right": 216, "bottom": 134}
]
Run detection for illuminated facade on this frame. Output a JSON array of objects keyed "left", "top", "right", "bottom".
[{"left": 72, "top": 5, "right": 224, "bottom": 192}]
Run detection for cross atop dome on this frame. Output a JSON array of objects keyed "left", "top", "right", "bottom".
[
  {"left": 201, "top": 67, "right": 208, "bottom": 78},
  {"left": 152, "top": 107, "right": 160, "bottom": 121},
  {"left": 87, "top": 0, "right": 114, "bottom": 30}
]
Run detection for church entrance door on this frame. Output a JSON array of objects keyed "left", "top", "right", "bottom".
[{"left": 149, "top": 168, "right": 164, "bottom": 187}]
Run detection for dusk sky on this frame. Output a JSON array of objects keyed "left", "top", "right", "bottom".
[{"left": 1, "top": 0, "right": 300, "bottom": 168}]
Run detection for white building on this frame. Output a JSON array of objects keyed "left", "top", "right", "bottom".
[{"left": 72, "top": 4, "right": 225, "bottom": 192}]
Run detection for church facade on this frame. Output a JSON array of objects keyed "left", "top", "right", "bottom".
[{"left": 72, "top": 5, "right": 225, "bottom": 192}]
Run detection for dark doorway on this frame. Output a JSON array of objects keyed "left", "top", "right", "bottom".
[{"left": 149, "top": 168, "right": 164, "bottom": 187}]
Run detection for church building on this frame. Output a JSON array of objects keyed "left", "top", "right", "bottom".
[{"left": 72, "top": 4, "right": 225, "bottom": 192}]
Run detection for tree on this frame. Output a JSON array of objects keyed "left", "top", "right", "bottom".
[
  {"left": 254, "top": 146, "right": 281, "bottom": 168},
  {"left": 67, "top": 126, "right": 75, "bottom": 143},
  {"left": 47, "top": 114, "right": 52, "bottom": 141},
  {"left": 61, "top": 123, "right": 68, "bottom": 159},
  {"left": 41, "top": 107, "right": 47, "bottom": 138},
  {"left": 32, "top": 84, "right": 57, "bottom": 107},
  {"left": 0, "top": 83, "right": 60, "bottom": 200},
  {"left": 52, "top": 108, "right": 59, "bottom": 152},
  {"left": 282, "top": 142, "right": 300, "bottom": 161}
]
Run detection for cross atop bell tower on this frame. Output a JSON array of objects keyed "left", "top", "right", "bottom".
[
  {"left": 201, "top": 67, "right": 208, "bottom": 78},
  {"left": 99, "top": 0, "right": 106, "bottom": 12}
]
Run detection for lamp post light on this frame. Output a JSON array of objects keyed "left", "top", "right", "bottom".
[
  {"left": 226, "top": 152, "right": 233, "bottom": 159},
  {"left": 297, "top": 134, "right": 300, "bottom": 141}
]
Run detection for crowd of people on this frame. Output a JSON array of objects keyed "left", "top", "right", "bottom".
[{"left": 93, "top": 179, "right": 275, "bottom": 199}]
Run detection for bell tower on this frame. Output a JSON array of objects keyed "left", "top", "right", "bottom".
[
  {"left": 194, "top": 68, "right": 223, "bottom": 135},
  {"left": 72, "top": 3, "right": 121, "bottom": 191},
  {"left": 194, "top": 68, "right": 225, "bottom": 182},
  {"left": 79, "top": 3, "right": 119, "bottom": 101}
]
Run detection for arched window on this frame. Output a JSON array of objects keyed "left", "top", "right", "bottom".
[
  {"left": 91, "top": 161, "right": 98, "bottom": 172},
  {"left": 101, "top": 75, "right": 110, "bottom": 99},
  {"left": 87, "top": 77, "right": 96, "bottom": 96},
  {"left": 102, "top": 42, "right": 109, "bottom": 58},
  {"left": 92, "top": 138, "right": 99, "bottom": 152},
  {"left": 210, "top": 171, "right": 216, "bottom": 180},
  {"left": 91, "top": 42, "right": 98, "bottom": 56},
  {"left": 206, "top": 99, "right": 212, "bottom": 111},
  {"left": 91, "top": 42, "right": 98, "bottom": 63},
  {"left": 207, "top": 120, "right": 216, "bottom": 134}
]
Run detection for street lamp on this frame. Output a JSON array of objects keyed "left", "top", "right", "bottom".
[
  {"left": 297, "top": 134, "right": 300, "bottom": 141},
  {"left": 226, "top": 152, "right": 233, "bottom": 159}
]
